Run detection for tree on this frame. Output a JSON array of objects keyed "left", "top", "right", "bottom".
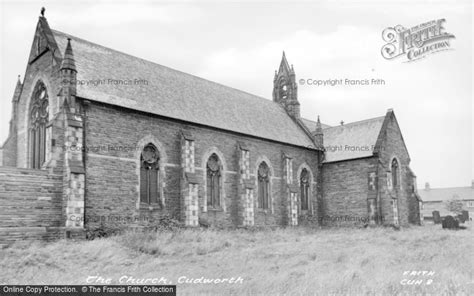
[{"left": 445, "top": 195, "right": 464, "bottom": 215}]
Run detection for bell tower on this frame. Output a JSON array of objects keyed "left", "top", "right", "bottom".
[{"left": 273, "top": 52, "right": 300, "bottom": 118}]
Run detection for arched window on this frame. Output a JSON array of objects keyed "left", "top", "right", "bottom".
[
  {"left": 300, "top": 168, "right": 310, "bottom": 210},
  {"left": 206, "top": 153, "right": 221, "bottom": 208},
  {"left": 29, "top": 82, "right": 49, "bottom": 169},
  {"left": 140, "top": 143, "right": 160, "bottom": 205},
  {"left": 279, "top": 79, "right": 288, "bottom": 100},
  {"left": 257, "top": 162, "right": 270, "bottom": 209},
  {"left": 391, "top": 158, "right": 399, "bottom": 189}
]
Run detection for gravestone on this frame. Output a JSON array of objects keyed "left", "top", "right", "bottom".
[
  {"left": 432, "top": 211, "right": 441, "bottom": 224},
  {"left": 442, "top": 215, "right": 459, "bottom": 229},
  {"left": 462, "top": 210, "right": 469, "bottom": 221}
]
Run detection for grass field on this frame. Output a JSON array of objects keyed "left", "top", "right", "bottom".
[{"left": 0, "top": 223, "right": 472, "bottom": 295}]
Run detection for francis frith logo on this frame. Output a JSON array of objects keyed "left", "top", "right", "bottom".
[{"left": 381, "top": 19, "right": 455, "bottom": 62}]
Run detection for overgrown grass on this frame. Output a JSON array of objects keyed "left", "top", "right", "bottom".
[{"left": 0, "top": 224, "right": 472, "bottom": 295}]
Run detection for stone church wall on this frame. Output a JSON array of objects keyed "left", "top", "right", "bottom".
[
  {"left": 82, "top": 101, "right": 321, "bottom": 230},
  {"left": 14, "top": 49, "right": 62, "bottom": 169},
  {"left": 321, "top": 157, "right": 377, "bottom": 226},
  {"left": 376, "top": 113, "right": 413, "bottom": 227},
  {"left": 321, "top": 113, "right": 419, "bottom": 227}
]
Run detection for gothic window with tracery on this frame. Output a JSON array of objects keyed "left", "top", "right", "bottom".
[
  {"left": 258, "top": 162, "right": 270, "bottom": 209},
  {"left": 29, "top": 82, "right": 49, "bottom": 169},
  {"left": 300, "top": 169, "right": 310, "bottom": 211},
  {"left": 206, "top": 153, "right": 221, "bottom": 208},
  {"left": 140, "top": 144, "right": 160, "bottom": 205}
]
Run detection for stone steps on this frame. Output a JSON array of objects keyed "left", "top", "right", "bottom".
[
  {"left": 0, "top": 167, "right": 64, "bottom": 232},
  {"left": 0, "top": 165, "right": 53, "bottom": 173},
  {"left": 0, "top": 167, "right": 79, "bottom": 246},
  {"left": 0, "top": 177, "right": 61, "bottom": 183},
  {"left": 0, "top": 227, "right": 65, "bottom": 247},
  {"left": 0, "top": 193, "right": 62, "bottom": 201},
  {"left": 0, "top": 192, "right": 62, "bottom": 197}
]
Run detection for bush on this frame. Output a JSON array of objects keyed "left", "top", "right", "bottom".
[
  {"left": 149, "top": 216, "right": 183, "bottom": 231},
  {"left": 85, "top": 215, "right": 183, "bottom": 240},
  {"left": 445, "top": 196, "right": 465, "bottom": 216},
  {"left": 86, "top": 224, "right": 122, "bottom": 240}
]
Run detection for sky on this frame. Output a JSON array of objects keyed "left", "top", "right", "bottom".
[{"left": 0, "top": 0, "right": 472, "bottom": 189}]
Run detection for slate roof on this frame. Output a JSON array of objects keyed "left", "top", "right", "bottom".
[
  {"left": 51, "top": 30, "right": 316, "bottom": 149},
  {"left": 320, "top": 116, "right": 386, "bottom": 163},
  {"left": 418, "top": 186, "right": 474, "bottom": 202},
  {"left": 300, "top": 118, "right": 332, "bottom": 131}
]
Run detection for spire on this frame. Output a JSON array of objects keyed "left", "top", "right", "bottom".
[
  {"left": 273, "top": 51, "right": 299, "bottom": 118},
  {"left": 12, "top": 75, "right": 23, "bottom": 102},
  {"left": 315, "top": 116, "right": 322, "bottom": 133},
  {"left": 60, "top": 38, "right": 78, "bottom": 112},
  {"left": 40, "top": 7, "right": 45, "bottom": 18},
  {"left": 9, "top": 75, "right": 23, "bottom": 136},
  {"left": 278, "top": 51, "right": 291, "bottom": 74},
  {"left": 60, "top": 38, "right": 76, "bottom": 72},
  {"left": 15, "top": 75, "right": 22, "bottom": 90},
  {"left": 313, "top": 115, "right": 324, "bottom": 148}
]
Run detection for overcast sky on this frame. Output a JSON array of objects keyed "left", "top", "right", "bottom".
[{"left": 0, "top": 0, "right": 472, "bottom": 188}]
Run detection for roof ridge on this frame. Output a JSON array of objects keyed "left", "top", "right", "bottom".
[
  {"left": 301, "top": 117, "right": 331, "bottom": 125},
  {"left": 422, "top": 186, "right": 473, "bottom": 190},
  {"left": 301, "top": 117, "right": 317, "bottom": 124},
  {"left": 324, "top": 115, "right": 386, "bottom": 130},
  {"left": 51, "top": 29, "right": 281, "bottom": 107}
]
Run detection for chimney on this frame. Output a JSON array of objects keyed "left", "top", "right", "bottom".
[
  {"left": 471, "top": 180, "right": 474, "bottom": 189},
  {"left": 425, "top": 182, "right": 430, "bottom": 190}
]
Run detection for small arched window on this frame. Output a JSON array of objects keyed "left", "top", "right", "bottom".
[
  {"left": 391, "top": 158, "right": 399, "bottom": 189},
  {"left": 140, "top": 143, "right": 160, "bottom": 205},
  {"left": 29, "top": 82, "right": 49, "bottom": 169},
  {"left": 207, "top": 153, "right": 221, "bottom": 208},
  {"left": 279, "top": 79, "right": 288, "bottom": 99},
  {"left": 300, "top": 168, "right": 310, "bottom": 210},
  {"left": 258, "top": 162, "right": 270, "bottom": 209}
]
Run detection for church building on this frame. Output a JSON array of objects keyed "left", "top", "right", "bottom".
[{"left": 0, "top": 12, "right": 421, "bottom": 243}]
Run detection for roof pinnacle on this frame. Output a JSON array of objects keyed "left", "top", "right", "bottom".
[{"left": 60, "top": 38, "right": 76, "bottom": 72}]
